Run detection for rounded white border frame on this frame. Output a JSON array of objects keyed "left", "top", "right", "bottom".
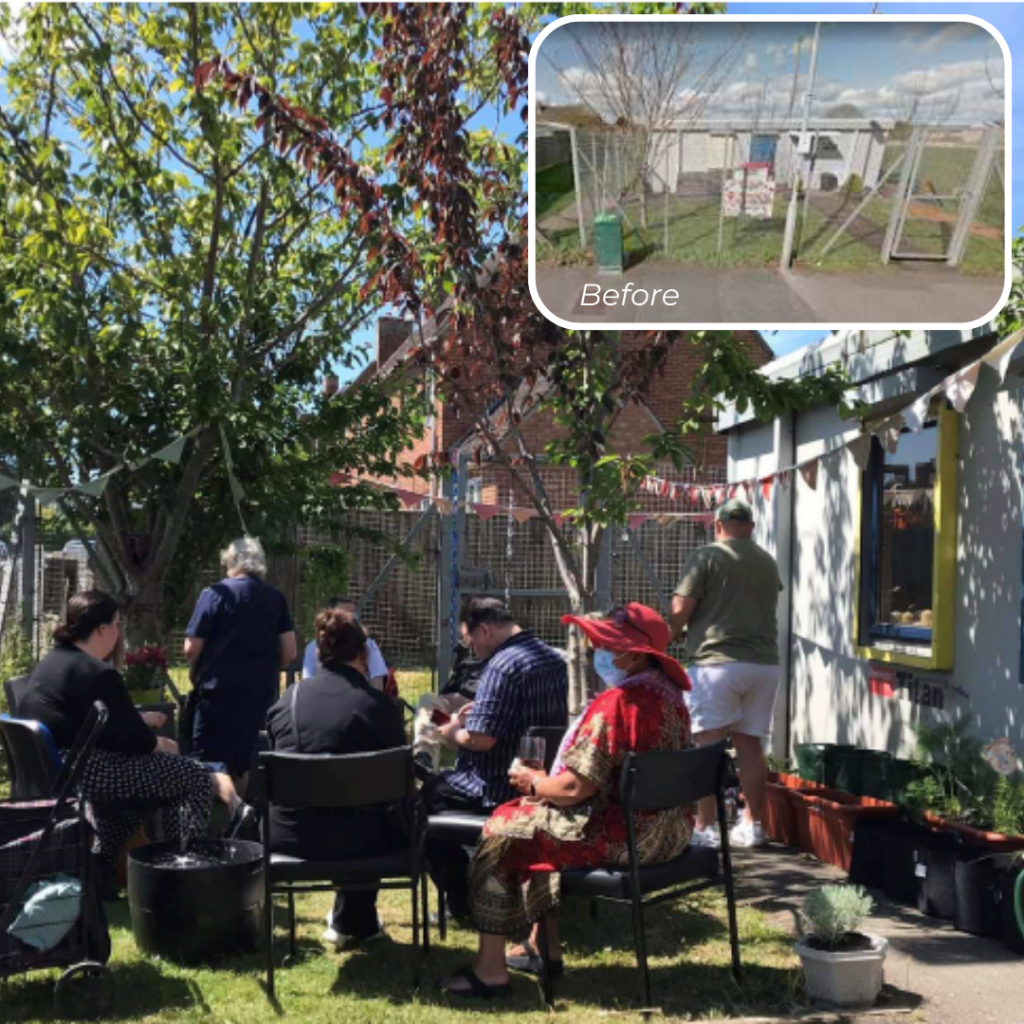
[{"left": 527, "top": 12, "right": 1012, "bottom": 331}]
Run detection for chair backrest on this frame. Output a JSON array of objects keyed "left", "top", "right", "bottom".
[
  {"left": 620, "top": 740, "right": 730, "bottom": 813},
  {"left": 260, "top": 746, "right": 413, "bottom": 809},
  {"left": 3, "top": 674, "right": 30, "bottom": 717},
  {"left": 0, "top": 716, "right": 63, "bottom": 800},
  {"left": 527, "top": 725, "right": 566, "bottom": 773}
]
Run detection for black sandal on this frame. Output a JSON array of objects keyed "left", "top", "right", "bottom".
[
  {"left": 506, "top": 938, "right": 565, "bottom": 978},
  {"left": 442, "top": 965, "right": 512, "bottom": 1000}
]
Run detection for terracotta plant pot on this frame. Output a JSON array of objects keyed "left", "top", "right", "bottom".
[
  {"left": 764, "top": 772, "right": 826, "bottom": 849},
  {"left": 922, "top": 813, "right": 1024, "bottom": 852},
  {"left": 795, "top": 791, "right": 900, "bottom": 872},
  {"left": 796, "top": 933, "right": 888, "bottom": 1009}
]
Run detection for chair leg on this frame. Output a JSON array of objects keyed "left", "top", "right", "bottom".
[
  {"left": 437, "top": 882, "right": 447, "bottom": 942},
  {"left": 264, "top": 893, "right": 275, "bottom": 998},
  {"left": 288, "top": 892, "right": 296, "bottom": 958},
  {"left": 630, "top": 892, "right": 651, "bottom": 1009},
  {"left": 723, "top": 875, "right": 742, "bottom": 984},
  {"left": 421, "top": 874, "right": 431, "bottom": 953},
  {"left": 537, "top": 914, "right": 555, "bottom": 1008},
  {"left": 411, "top": 879, "right": 420, "bottom": 954}
]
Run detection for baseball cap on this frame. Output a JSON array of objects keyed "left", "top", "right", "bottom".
[{"left": 715, "top": 497, "right": 753, "bottom": 523}]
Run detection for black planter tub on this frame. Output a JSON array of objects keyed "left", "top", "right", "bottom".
[{"left": 128, "top": 839, "right": 263, "bottom": 964}]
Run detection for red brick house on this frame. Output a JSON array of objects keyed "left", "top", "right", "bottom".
[{"left": 348, "top": 315, "right": 773, "bottom": 512}]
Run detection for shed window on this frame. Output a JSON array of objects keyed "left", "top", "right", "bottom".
[{"left": 862, "top": 422, "right": 938, "bottom": 644}]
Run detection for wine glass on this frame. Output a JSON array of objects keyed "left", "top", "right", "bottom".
[{"left": 517, "top": 735, "right": 546, "bottom": 772}]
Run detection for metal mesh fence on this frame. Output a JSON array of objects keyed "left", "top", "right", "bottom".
[{"left": 6, "top": 461, "right": 724, "bottom": 686}]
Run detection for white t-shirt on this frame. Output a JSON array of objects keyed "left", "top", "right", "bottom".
[{"left": 302, "top": 636, "right": 387, "bottom": 681}]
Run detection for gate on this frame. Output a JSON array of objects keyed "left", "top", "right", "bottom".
[{"left": 881, "top": 126, "right": 1002, "bottom": 267}]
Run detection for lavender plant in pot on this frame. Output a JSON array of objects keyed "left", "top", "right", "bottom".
[{"left": 796, "top": 884, "right": 888, "bottom": 1008}]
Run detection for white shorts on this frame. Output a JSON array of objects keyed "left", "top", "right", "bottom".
[{"left": 686, "top": 662, "right": 781, "bottom": 737}]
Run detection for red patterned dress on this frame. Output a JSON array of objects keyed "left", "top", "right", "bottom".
[{"left": 468, "top": 668, "right": 692, "bottom": 935}]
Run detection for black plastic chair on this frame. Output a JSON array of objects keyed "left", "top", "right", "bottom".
[
  {"left": 3, "top": 675, "right": 30, "bottom": 717},
  {"left": 537, "top": 740, "right": 741, "bottom": 1008},
  {"left": 258, "top": 746, "right": 428, "bottom": 998},
  {"left": 0, "top": 717, "right": 62, "bottom": 800},
  {"left": 428, "top": 724, "right": 567, "bottom": 940}
]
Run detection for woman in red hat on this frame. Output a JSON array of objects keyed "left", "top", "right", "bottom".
[{"left": 443, "top": 603, "right": 693, "bottom": 999}]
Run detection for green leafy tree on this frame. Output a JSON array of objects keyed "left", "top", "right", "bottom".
[
  {"left": 0, "top": 4, "right": 424, "bottom": 643},
  {"left": 201, "top": 3, "right": 849, "bottom": 707}
]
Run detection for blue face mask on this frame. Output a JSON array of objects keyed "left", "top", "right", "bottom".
[{"left": 593, "top": 648, "right": 628, "bottom": 688}]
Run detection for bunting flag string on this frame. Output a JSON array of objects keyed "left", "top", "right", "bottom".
[
  {"left": 6, "top": 425, "right": 205, "bottom": 505},
  {"left": 326, "top": 329, "right": 1024, "bottom": 528},
  {"left": 218, "top": 422, "right": 249, "bottom": 536}
]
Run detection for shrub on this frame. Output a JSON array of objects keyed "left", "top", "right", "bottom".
[
  {"left": 801, "top": 885, "right": 873, "bottom": 949},
  {"left": 844, "top": 173, "right": 864, "bottom": 194}
]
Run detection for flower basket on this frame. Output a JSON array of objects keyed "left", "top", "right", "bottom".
[
  {"left": 795, "top": 791, "right": 900, "bottom": 872},
  {"left": 765, "top": 772, "right": 826, "bottom": 849},
  {"left": 922, "top": 812, "right": 1024, "bottom": 852},
  {"left": 124, "top": 643, "right": 169, "bottom": 705}
]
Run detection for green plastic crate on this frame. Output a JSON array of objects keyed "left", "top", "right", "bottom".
[{"left": 594, "top": 212, "right": 623, "bottom": 275}]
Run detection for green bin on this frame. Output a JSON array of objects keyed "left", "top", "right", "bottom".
[
  {"left": 859, "top": 750, "right": 894, "bottom": 799},
  {"left": 594, "top": 212, "right": 623, "bottom": 275},
  {"left": 795, "top": 743, "right": 855, "bottom": 786}
]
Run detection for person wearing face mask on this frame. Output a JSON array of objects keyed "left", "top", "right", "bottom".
[
  {"left": 21, "top": 591, "right": 247, "bottom": 880},
  {"left": 442, "top": 603, "right": 692, "bottom": 999},
  {"left": 265, "top": 605, "right": 406, "bottom": 950}
]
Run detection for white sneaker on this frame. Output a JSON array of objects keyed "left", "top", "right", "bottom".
[
  {"left": 729, "top": 819, "right": 767, "bottom": 848},
  {"left": 323, "top": 911, "right": 385, "bottom": 950},
  {"left": 690, "top": 825, "right": 721, "bottom": 849}
]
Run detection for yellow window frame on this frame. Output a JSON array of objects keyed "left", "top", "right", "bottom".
[{"left": 853, "top": 406, "right": 959, "bottom": 671}]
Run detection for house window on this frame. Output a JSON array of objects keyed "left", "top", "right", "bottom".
[
  {"left": 863, "top": 423, "right": 938, "bottom": 644},
  {"left": 465, "top": 477, "right": 483, "bottom": 504}
]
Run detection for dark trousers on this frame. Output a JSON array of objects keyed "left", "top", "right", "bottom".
[
  {"left": 329, "top": 891, "right": 380, "bottom": 937},
  {"left": 422, "top": 772, "right": 489, "bottom": 919}
]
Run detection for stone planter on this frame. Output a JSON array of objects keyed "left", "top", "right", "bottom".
[{"left": 796, "top": 933, "right": 888, "bottom": 1009}]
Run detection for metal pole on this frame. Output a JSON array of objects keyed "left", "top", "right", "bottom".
[
  {"left": 595, "top": 529, "right": 613, "bottom": 612},
  {"left": 570, "top": 127, "right": 586, "bottom": 249},
  {"left": 19, "top": 490, "right": 36, "bottom": 653},
  {"left": 946, "top": 126, "right": 1000, "bottom": 267},
  {"left": 881, "top": 128, "right": 924, "bottom": 263},
  {"left": 780, "top": 22, "right": 821, "bottom": 268}
]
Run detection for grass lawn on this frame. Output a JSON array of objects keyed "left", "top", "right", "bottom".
[
  {"left": 1, "top": 885, "right": 805, "bottom": 1022},
  {"left": 535, "top": 161, "right": 575, "bottom": 222}
]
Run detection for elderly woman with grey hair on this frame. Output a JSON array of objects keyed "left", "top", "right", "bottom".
[{"left": 184, "top": 537, "right": 297, "bottom": 782}]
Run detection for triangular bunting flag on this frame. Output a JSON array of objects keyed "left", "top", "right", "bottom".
[
  {"left": 399, "top": 490, "right": 424, "bottom": 509},
  {"left": 151, "top": 435, "right": 187, "bottom": 465},
  {"left": 696, "top": 513, "right": 715, "bottom": 527},
  {"left": 729, "top": 484, "right": 739, "bottom": 499},
  {"left": 760, "top": 476, "right": 774, "bottom": 500},
  {"left": 656, "top": 514, "right": 674, "bottom": 526},
  {"left": 778, "top": 470, "right": 792, "bottom": 491},
  {"left": 435, "top": 497, "right": 453, "bottom": 515},
  {"left": 329, "top": 471, "right": 348, "bottom": 487},
  {"left": 475, "top": 504, "right": 500, "bottom": 521},
  {"left": 511, "top": 508, "right": 536, "bottom": 524},
  {"left": 983, "top": 327, "right": 1024, "bottom": 384},
  {"left": 32, "top": 487, "right": 65, "bottom": 506},
  {"left": 0, "top": 473, "right": 19, "bottom": 491},
  {"left": 849, "top": 434, "right": 873, "bottom": 471},
  {"left": 879, "top": 418, "right": 902, "bottom": 455},
  {"left": 799, "top": 459, "right": 819, "bottom": 490},
  {"left": 945, "top": 362, "right": 981, "bottom": 414},
  {"left": 628, "top": 514, "right": 647, "bottom": 531},
  {"left": 77, "top": 473, "right": 112, "bottom": 498},
  {"left": 902, "top": 394, "right": 931, "bottom": 433}
]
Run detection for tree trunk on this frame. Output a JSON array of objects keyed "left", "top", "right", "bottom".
[{"left": 121, "top": 571, "right": 168, "bottom": 648}]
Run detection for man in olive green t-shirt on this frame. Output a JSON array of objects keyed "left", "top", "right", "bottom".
[{"left": 670, "top": 498, "right": 782, "bottom": 850}]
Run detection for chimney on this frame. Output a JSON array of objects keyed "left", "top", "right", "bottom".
[{"left": 376, "top": 316, "right": 413, "bottom": 372}]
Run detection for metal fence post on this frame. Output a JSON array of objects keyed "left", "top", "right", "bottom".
[{"left": 19, "top": 491, "right": 36, "bottom": 654}]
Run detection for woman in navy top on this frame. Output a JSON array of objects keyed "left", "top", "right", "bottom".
[{"left": 184, "top": 537, "right": 297, "bottom": 780}]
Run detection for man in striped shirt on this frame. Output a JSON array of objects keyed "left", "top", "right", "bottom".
[{"left": 422, "top": 597, "right": 568, "bottom": 920}]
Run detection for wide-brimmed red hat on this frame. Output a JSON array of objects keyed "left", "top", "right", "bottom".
[{"left": 561, "top": 602, "right": 691, "bottom": 690}]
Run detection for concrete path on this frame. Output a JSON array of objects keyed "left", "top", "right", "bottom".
[
  {"left": 731, "top": 845, "right": 1024, "bottom": 1024},
  {"left": 534, "top": 263, "right": 1004, "bottom": 324}
]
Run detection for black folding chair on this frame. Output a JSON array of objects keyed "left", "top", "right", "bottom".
[
  {"left": 538, "top": 740, "right": 741, "bottom": 1007},
  {"left": 258, "top": 746, "right": 428, "bottom": 998},
  {"left": 3, "top": 675, "right": 30, "bottom": 717},
  {"left": 428, "top": 725, "right": 567, "bottom": 940},
  {"left": 0, "top": 717, "right": 62, "bottom": 800}
]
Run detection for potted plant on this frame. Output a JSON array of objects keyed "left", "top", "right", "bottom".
[
  {"left": 124, "top": 643, "right": 169, "bottom": 705},
  {"left": 795, "top": 884, "right": 888, "bottom": 1008}
]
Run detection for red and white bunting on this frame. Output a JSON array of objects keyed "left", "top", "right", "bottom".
[{"left": 799, "top": 459, "right": 819, "bottom": 490}]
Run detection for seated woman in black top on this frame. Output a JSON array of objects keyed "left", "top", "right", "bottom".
[
  {"left": 21, "top": 591, "right": 249, "bottom": 866},
  {"left": 266, "top": 606, "right": 406, "bottom": 950}
]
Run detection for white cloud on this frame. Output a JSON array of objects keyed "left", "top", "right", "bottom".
[
  {"left": 0, "top": 1, "right": 27, "bottom": 63},
  {"left": 743, "top": 52, "right": 758, "bottom": 71}
]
